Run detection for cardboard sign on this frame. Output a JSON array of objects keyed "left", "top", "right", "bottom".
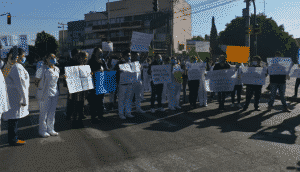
[
  {"left": 186, "top": 62, "right": 206, "bottom": 80},
  {"left": 289, "top": 64, "right": 300, "bottom": 78},
  {"left": 267, "top": 57, "right": 292, "bottom": 75},
  {"left": 130, "top": 31, "right": 154, "bottom": 52},
  {"left": 95, "top": 71, "right": 117, "bottom": 95},
  {"left": 102, "top": 42, "right": 113, "bottom": 52},
  {"left": 151, "top": 65, "right": 171, "bottom": 84},
  {"left": 206, "top": 68, "right": 237, "bottom": 92},
  {"left": 241, "top": 67, "right": 267, "bottom": 85},
  {"left": 65, "top": 65, "right": 94, "bottom": 93}
]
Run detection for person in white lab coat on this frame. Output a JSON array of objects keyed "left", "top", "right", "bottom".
[
  {"left": 2, "top": 47, "right": 29, "bottom": 146},
  {"left": 35, "top": 53, "right": 64, "bottom": 137},
  {"left": 168, "top": 56, "right": 183, "bottom": 110}
]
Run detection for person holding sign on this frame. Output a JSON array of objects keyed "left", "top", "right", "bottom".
[
  {"left": 148, "top": 54, "right": 166, "bottom": 113},
  {"left": 2, "top": 47, "right": 28, "bottom": 146},
  {"left": 267, "top": 55, "right": 291, "bottom": 112},
  {"left": 213, "top": 55, "right": 231, "bottom": 111},
  {"left": 230, "top": 64, "right": 243, "bottom": 109},
  {"left": 35, "top": 53, "right": 64, "bottom": 137},
  {"left": 197, "top": 58, "right": 208, "bottom": 107},
  {"left": 87, "top": 48, "right": 109, "bottom": 124},
  {"left": 114, "top": 56, "right": 134, "bottom": 119},
  {"left": 168, "top": 56, "right": 183, "bottom": 110},
  {"left": 242, "top": 56, "right": 266, "bottom": 111},
  {"left": 186, "top": 56, "right": 200, "bottom": 109}
]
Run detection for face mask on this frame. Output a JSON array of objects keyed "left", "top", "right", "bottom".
[
  {"left": 251, "top": 61, "right": 257, "bottom": 65},
  {"left": 50, "top": 59, "right": 57, "bottom": 65},
  {"left": 21, "top": 57, "right": 26, "bottom": 64}
]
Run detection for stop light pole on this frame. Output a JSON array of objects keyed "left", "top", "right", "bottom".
[
  {"left": 153, "top": 0, "right": 158, "bottom": 55},
  {"left": 252, "top": 0, "right": 257, "bottom": 56},
  {"left": 243, "top": 0, "right": 250, "bottom": 62}
]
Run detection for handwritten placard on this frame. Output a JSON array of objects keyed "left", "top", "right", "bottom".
[
  {"left": 267, "top": 57, "right": 292, "bottom": 75},
  {"left": 65, "top": 65, "right": 94, "bottom": 93},
  {"left": 206, "top": 68, "right": 237, "bottom": 92},
  {"left": 95, "top": 71, "right": 117, "bottom": 94},
  {"left": 151, "top": 65, "right": 171, "bottom": 84},
  {"left": 241, "top": 67, "right": 267, "bottom": 85}
]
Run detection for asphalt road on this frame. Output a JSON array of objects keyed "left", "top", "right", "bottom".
[{"left": 1, "top": 69, "right": 300, "bottom": 171}]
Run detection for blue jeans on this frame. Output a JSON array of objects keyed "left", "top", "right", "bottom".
[{"left": 268, "top": 83, "right": 287, "bottom": 107}]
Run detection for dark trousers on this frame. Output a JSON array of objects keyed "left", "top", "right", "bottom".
[
  {"left": 244, "top": 85, "right": 262, "bottom": 109},
  {"left": 89, "top": 89, "right": 105, "bottom": 120},
  {"left": 8, "top": 119, "right": 19, "bottom": 143},
  {"left": 66, "top": 94, "right": 73, "bottom": 119},
  {"left": 188, "top": 80, "right": 199, "bottom": 105},
  {"left": 294, "top": 78, "right": 300, "bottom": 96},
  {"left": 150, "top": 81, "right": 163, "bottom": 108},
  {"left": 231, "top": 85, "right": 242, "bottom": 104},
  {"left": 182, "top": 77, "right": 188, "bottom": 103},
  {"left": 218, "top": 92, "right": 229, "bottom": 109}
]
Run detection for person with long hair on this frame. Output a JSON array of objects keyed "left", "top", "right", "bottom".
[
  {"left": 2, "top": 47, "right": 29, "bottom": 146},
  {"left": 35, "top": 53, "right": 63, "bottom": 137},
  {"left": 87, "top": 48, "right": 109, "bottom": 123}
]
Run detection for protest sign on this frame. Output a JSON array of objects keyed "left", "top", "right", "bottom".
[
  {"left": 18, "top": 35, "right": 29, "bottom": 56},
  {"left": 130, "top": 31, "right": 154, "bottom": 52},
  {"left": 241, "top": 67, "right": 267, "bottom": 85},
  {"left": 267, "top": 57, "right": 292, "bottom": 75},
  {"left": 65, "top": 65, "right": 94, "bottom": 93},
  {"left": 151, "top": 65, "right": 171, "bottom": 84},
  {"left": 102, "top": 42, "right": 113, "bottom": 52},
  {"left": 206, "top": 68, "right": 237, "bottom": 92},
  {"left": 289, "top": 64, "right": 300, "bottom": 78},
  {"left": 186, "top": 62, "right": 206, "bottom": 80},
  {"left": 195, "top": 41, "right": 210, "bottom": 52},
  {"left": 95, "top": 71, "right": 117, "bottom": 94}
]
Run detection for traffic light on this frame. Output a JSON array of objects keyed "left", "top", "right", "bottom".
[
  {"left": 254, "top": 24, "right": 261, "bottom": 35},
  {"left": 245, "top": 25, "right": 253, "bottom": 35},
  {"left": 7, "top": 14, "right": 11, "bottom": 25},
  {"left": 153, "top": 0, "right": 158, "bottom": 12}
]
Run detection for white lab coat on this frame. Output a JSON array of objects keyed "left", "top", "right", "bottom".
[
  {"left": 198, "top": 67, "right": 207, "bottom": 106},
  {"left": 2, "top": 63, "right": 30, "bottom": 121},
  {"left": 0, "top": 70, "right": 10, "bottom": 117},
  {"left": 168, "top": 64, "right": 183, "bottom": 108}
]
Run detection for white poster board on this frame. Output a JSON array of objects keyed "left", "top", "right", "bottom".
[
  {"left": 206, "top": 68, "right": 237, "bottom": 92},
  {"left": 186, "top": 62, "right": 206, "bottom": 80},
  {"left": 65, "top": 65, "right": 94, "bottom": 93},
  {"left": 267, "top": 57, "right": 292, "bottom": 75},
  {"left": 102, "top": 42, "right": 113, "bottom": 52},
  {"left": 130, "top": 31, "right": 154, "bottom": 52},
  {"left": 241, "top": 67, "right": 267, "bottom": 85},
  {"left": 289, "top": 64, "right": 300, "bottom": 78},
  {"left": 151, "top": 65, "right": 172, "bottom": 84}
]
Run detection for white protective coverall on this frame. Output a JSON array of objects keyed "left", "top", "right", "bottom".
[{"left": 168, "top": 64, "right": 183, "bottom": 109}]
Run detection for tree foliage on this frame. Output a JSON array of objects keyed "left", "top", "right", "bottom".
[
  {"left": 219, "top": 14, "right": 299, "bottom": 63},
  {"left": 35, "top": 31, "right": 58, "bottom": 59}
]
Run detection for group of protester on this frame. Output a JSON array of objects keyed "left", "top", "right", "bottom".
[{"left": 0, "top": 46, "right": 296, "bottom": 146}]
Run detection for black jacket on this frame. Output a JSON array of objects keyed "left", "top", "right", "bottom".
[{"left": 213, "top": 62, "right": 231, "bottom": 71}]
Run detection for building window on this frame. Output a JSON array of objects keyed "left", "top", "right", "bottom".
[
  {"left": 93, "top": 21, "right": 98, "bottom": 26},
  {"left": 117, "top": 17, "right": 124, "bottom": 23},
  {"left": 110, "top": 18, "right": 116, "bottom": 24},
  {"left": 124, "top": 30, "right": 131, "bottom": 36},
  {"left": 117, "top": 30, "right": 124, "bottom": 37},
  {"left": 102, "top": 20, "right": 107, "bottom": 25},
  {"left": 98, "top": 20, "right": 102, "bottom": 25},
  {"left": 125, "top": 16, "right": 132, "bottom": 22},
  {"left": 87, "top": 22, "right": 93, "bottom": 27},
  {"left": 111, "top": 32, "right": 116, "bottom": 38}
]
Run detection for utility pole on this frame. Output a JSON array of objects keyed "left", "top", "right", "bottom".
[
  {"left": 58, "top": 22, "right": 67, "bottom": 57},
  {"left": 107, "top": 0, "right": 110, "bottom": 42},
  {"left": 243, "top": 0, "right": 250, "bottom": 62},
  {"left": 253, "top": 0, "right": 257, "bottom": 56}
]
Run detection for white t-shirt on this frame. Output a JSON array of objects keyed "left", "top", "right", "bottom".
[{"left": 36, "top": 65, "right": 60, "bottom": 97}]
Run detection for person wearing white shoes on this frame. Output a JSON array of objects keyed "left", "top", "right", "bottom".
[
  {"left": 141, "top": 55, "right": 150, "bottom": 100},
  {"left": 130, "top": 52, "right": 145, "bottom": 114},
  {"left": 114, "top": 51, "right": 134, "bottom": 119},
  {"left": 35, "top": 53, "right": 64, "bottom": 137},
  {"left": 230, "top": 63, "right": 243, "bottom": 109},
  {"left": 168, "top": 56, "right": 183, "bottom": 110},
  {"left": 197, "top": 58, "right": 208, "bottom": 107},
  {"left": 148, "top": 54, "right": 165, "bottom": 113},
  {"left": 2, "top": 47, "right": 29, "bottom": 146}
]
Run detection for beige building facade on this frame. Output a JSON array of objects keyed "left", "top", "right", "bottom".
[{"left": 83, "top": 0, "right": 192, "bottom": 54}]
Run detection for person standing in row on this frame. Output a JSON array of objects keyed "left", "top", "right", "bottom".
[
  {"left": 130, "top": 53, "right": 146, "bottom": 114},
  {"left": 162, "top": 56, "right": 169, "bottom": 104},
  {"left": 2, "top": 47, "right": 29, "bottom": 146},
  {"left": 181, "top": 57, "right": 188, "bottom": 104},
  {"left": 107, "top": 54, "right": 119, "bottom": 110},
  {"left": 242, "top": 56, "right": 266, "bottom": 111},
  {"left": 213, "top": 55, "right": 231, "bottom": 111},
  {"left": 186, "top": 56, "right": 200, "bottom": 109},
  {"left": 88, "top": 48, "right": 109, "bottom": 124},
  {"left": 148, "top": 54, "right": 166, "bottom": 113},
  {"left": 230, "top": 63, "right": 243, "bottom": 109},
  {"left": 114, "top": 54, "right": 134, "bottom": 119},
  {"left": 198, "top": 58, "right": 208, "bottom": 107},
  {"left": 169, "top": 56, "right": 183, "bottom": 110},
  {"left": 0, "top": 57, "right": 10, "bottom": 135},
  {"left": 36, "top": 53, "right": 63, "bottom": 137}
]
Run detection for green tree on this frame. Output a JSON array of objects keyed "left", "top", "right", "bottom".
[
  {"left": 35, "top": 31, "right": 58, "bottom": 59},
  {"left": 191, "top": 36, "right": 204, "bottom": 41},
  {"left": 205, "top": 34, "right": 210, "bottom": 41}
]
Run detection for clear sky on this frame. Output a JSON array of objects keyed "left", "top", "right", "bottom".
[{"left": 0, "top": 0, "right": 299, "bottom": 46}]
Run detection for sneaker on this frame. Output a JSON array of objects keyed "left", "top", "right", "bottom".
[
  {"left": 136, "top": 108, "right": 146, "bottom": 114},
  {"left": 9, "top": 140, "right": 26, "bottom": 146},
  {"left": 48, "top": 131, "right": 59, "bottom": 136},
  {"left": 125, "top": 113, "right": 135, "bottom": 118},
  {"left": 230, "top": 104, "right": 235, "bottom": 108},
  {"left": 158, "top": 107, "right": 165, "bottom": 112},
  {"left": 254, "top": 107, "right": 261, "bottom": 111},
  {"left": 283, "top": 107, "right": 291, "bottom": 112},
  {"left": 169, "top": 107, "right": 176, "bottom": 111},
  {"left": 150, "top": 108, "right": 156, "bottom": 113},
  {"left": 39, "top": 132, "right": 50, "bottom": 138},
  {"left": 119, "top": 114, "right": 126, "bottom": 119},
  {"left": 175, "top": 106, "right": 181, "bottom": 109}
]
